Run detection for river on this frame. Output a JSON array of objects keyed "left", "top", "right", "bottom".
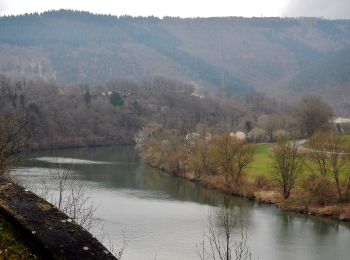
[{"left": 11, "top": 146, "right": 350, "bottom": 260}]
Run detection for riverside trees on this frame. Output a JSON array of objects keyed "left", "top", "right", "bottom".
[
  {"left": 272, "top": 139, "right": 303, "bottom": 199},
  {"left": 0, "top": 74, "right": 304, "bottom": 152},
  {"left": 296, "top": 96, "right": 333, "bottom": 137},
  {"left": 306, "top": 132, "right": 350, "bottom": 200},
  {"left": 210, "top": 134, "right": 256, "bottom": 184},
  {"left": 136, "top": 128, "right": 256, "bottom": 186},
  {"left": 271, "top": 132, "right": 350, "bottom": 202},
  {"left": 0, "top": 115, "right": 30, "bottom": 175}
]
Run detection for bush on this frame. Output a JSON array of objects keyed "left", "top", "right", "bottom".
[
  {"left": 302, "top": 175, "right": 335, "bottom": 206},
  {"left": 254, "top": 175, "right": 271, "bottom": 190},
  {"left": 247, "top": 128, "right": 268, "bottom": 143}
]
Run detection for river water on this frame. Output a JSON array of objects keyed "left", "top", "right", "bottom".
[{"left": 12, "top": 146, "right": 350, "bottom": 260}]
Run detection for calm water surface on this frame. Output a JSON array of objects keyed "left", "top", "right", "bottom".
[{"left": 12, "top": 146, "right": 350, "bottom": 260}]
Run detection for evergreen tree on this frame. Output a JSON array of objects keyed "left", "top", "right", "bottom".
[
  {"left": 109, "top": 91, "right": 124, "bottom": 107},
  {"left": 84, "top": 87, "right": 91, "bottom": 106}
]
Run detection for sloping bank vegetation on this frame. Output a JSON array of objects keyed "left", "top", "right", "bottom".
[{"left": 135, "top": 97, "right": 350, "bottom": 222}]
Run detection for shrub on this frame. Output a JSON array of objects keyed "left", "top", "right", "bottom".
[
  {"left": 254, "top": 175, "right": 271, "bottom": 190},
  {"left": 302, "top": 175, "right": 335, "bottom": 206}
]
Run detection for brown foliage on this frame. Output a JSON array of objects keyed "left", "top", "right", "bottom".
[
  {"left": 187, "top": 138, "right": 217, "bottom": 178},
  {"left": 302, "top": 175, "right": 336, "bottom": 206},
  {"left": 210, "top": 134, "right": 256, "bottom": 184},
  {"left": 296, "top": 96, "right": 333, "bottom": 137},
  {"left": 253, "top": 175, "right": 271, "bottom": 190},
  {"left": 306, "top": 132, "right": 350, "bottom": 199}
]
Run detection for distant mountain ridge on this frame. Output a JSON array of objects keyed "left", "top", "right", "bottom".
[
  {"left": 0, "top": 10, "right": 350, "bottom": 96},
  {"left": 289, "top": 46, "right": 350, "bottom": 90}
]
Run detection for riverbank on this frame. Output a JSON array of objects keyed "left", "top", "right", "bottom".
[
  {"left": 0, "top": 177, "right": 116, "bottom": 260},
  {"left": 0, "top": 212, "right": 38, "bottom": 259},
  {"left": 140, "top": 135, "right": 350, "bottom": 223},
  {"left": 30, "top": 137, "right": 134, "bottom": 151},
  {"left": 180, "top": 171, "right": 350, "bottom": 222}
]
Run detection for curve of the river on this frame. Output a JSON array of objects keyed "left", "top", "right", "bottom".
[{"left": 12, "top": 146, "right": 350, "bottom": 260}]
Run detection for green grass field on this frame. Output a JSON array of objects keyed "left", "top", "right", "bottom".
[
  {"left": 249, "top": 136, "right": 350, "bottom": 183},
  {"left": 341, "top": 134, "right": 350, "bottom": 145},
  {"left": 248, "top": 143, "right": 274, "bottom": 180},
  {"left": 247, "top": 142, "right": 313, "bottom": 184}
]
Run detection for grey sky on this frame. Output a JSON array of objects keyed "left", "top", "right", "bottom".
[
  {"left": 283, "top": 0, "right": 350, "bottom": 19},
  {"left": 0, "top": 0, "right": 349, "bottom": 19}
]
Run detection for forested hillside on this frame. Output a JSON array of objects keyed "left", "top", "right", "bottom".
[
  {"left": 290, "top": 46, "right": 350, "bottom": 90},
  {"left": 0, "top": 75, "right": 294, "bottom": 148},
  {"left": 0, "top": 10, "right": 350, "bottom": 98}
]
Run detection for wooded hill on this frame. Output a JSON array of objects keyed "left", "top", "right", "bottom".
[
  {"left": 0, "top": 10, "right": 350, "bottom": 100},
  {"left": 0, "top": 75, "right": 294, "bottom": 148}
]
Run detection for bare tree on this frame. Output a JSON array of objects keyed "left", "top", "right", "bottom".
[
  {"left": 105, "top": 231, "right": 128, "bottom": 260},
  {"left": 306, "top": 132, "right": 349, "bottom": 199},
  {"left": 49, "top": 165, "right": 129, "bottom": 258},
  {"left": 325, "top": 135, "right": 349, "bottom": 199},
  {"left": 197, "top": 198, "right": 254, "bottom": 260},
  {"left": 211, "top": 134, "right": 255, "bottom": 184},
  {"left": 272, "top": 139, "right": 303, "bottom": 199},
  {"left": 188, "top": 138, "right": 216, "bottom": 177},
  {"left": 306, "top": 132, "right": 331, "bottom": 176},
  {"left": 61, "top": 181, "right": 98, "bottom": 231},
  {"left": 0, "top": 114, "right": 30, "bottom": 175},
  {"left": 12, "top": 165, "right": 126, "bottom": 258},
  {"left": 235, "top": 144, "right": 256, "bottom": 184},
  {"left": 296, "top": 96, "right": 333, "bottom": 137},
  {"left": 14, "top": 164, "right": 99, "bottom": 231},
  {"left": 256, "top": 114, "right": 285, "bottom": 142},
  {"left": 50, "top": 166, "right": 71, "bottom": 210},
  {"left": 49, "top": 166, "right": 99, "bottom": 231}
]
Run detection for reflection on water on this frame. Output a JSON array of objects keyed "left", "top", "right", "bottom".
[
  {"left": 33, "top": 157, "right": 114, "bottom": 165},
  {"left": 15, "top": 146, "right": 350, "bottom": 260}
]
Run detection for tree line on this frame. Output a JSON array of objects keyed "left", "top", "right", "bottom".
[
  {"left": 0, "top": 74, "right": 299, "bottom": 150},
  {"left": 136, "top": 94, "right": 350, "bottom": 205}
]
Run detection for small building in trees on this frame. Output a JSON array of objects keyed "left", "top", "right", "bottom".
[{"left": 332, "top": 117, "right": 350, "bottom": 134}]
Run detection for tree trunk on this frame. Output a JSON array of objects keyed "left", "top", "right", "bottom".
[{"left": 335, "top": 179, "right": 342, "bottom": 199}]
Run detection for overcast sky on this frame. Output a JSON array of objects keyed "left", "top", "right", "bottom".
[{"left": 0, "top": 0, "right": 349, "bottom": 19}]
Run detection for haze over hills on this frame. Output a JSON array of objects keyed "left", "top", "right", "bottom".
[{"left": 0, "top": 10, "right": 350, "bottom": 99}]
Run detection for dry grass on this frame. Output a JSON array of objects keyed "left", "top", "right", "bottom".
[
  {"left": 182, "top": 170, "right": 350, "bottom": 222},
  {"left": 254, "top": 191, "right": 281, "bottom": 204}
]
